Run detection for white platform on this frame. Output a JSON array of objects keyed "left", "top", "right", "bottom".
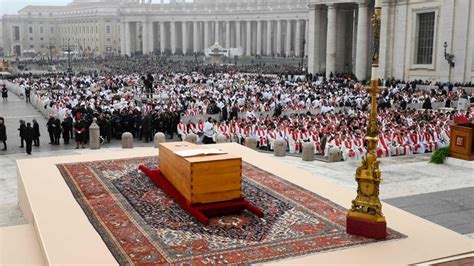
[{"left": 10, "top": 144, "right": 474, "bottom": 264}]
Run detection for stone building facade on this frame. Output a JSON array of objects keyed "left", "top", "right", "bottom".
[
  {"left": 308, "top": 0, "right": 474, "bottom": 82},
  {"left": 2, "top": 0, "right": 474, "bottom": 82}
]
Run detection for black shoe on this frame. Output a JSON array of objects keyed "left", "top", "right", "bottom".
[
  {"left": 1, "top": 148, "right": 6, "bottom": 151},
  {"left": 19, "top": 146, "right": 24, "bottom": 148},
  {"left": 27, "top": 153, "right": 31, "bottom": 155}
]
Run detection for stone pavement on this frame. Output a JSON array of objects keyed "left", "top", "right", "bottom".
[
  {"left": 0, "top": 92, "right": 472, "bottom": 240},
  {"left": 385, "top": 187, "right": 474, "bottom": 235}
]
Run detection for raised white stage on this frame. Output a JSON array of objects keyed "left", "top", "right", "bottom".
[{"left": 2, "top": 143, "right": 473, "bottom": 264}]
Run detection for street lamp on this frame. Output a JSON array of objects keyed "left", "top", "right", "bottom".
[
  {"left": 301, "top": 38, "right": 306, "bottom": 71},
  {"left": 67, "top": 38, "right": 72, "bottom": 75},
  {"left": 443, "top": 42, "right": 455, "bottom": 83}
]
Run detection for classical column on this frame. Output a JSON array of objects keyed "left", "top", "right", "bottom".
[
  {"left": 295, "top": 20, "right": 301, "bottom": 57},
  {"left": 159, "top": 22, "right": 166, "bottom": 53},
  {"left": 120, "top": 21, "right": 126, "bottom": 55},
  {"left": 246, "top": 20, "right": 251, "bottom": 56},
  {"left": 285, "top": 20, "right": 291, "bottom": 57},
  {"left": 266, "top": 20, "right": 272, "bottom": 56},
  {"left": 182, "top": 21, "right": 188, "bottom": 54},
  {"left": 256, "top": 20, "right": 262, "bottom": 55},
  {"left": 276, "top": 20, "right": 282, "bottom": 56},
  {"left": 215, "top": 21, "right": 220, "bottom": 44},
  {"left": 204, "top": 21, "right": 209, "bottom": 49},
  {"left": 170, "top": 21, "right": 177, "bottom": 54},
  {"left": 142, "top": 20, "right": 153, "bottom": 55},
  {"left": 193, "top": 21, "right": 199, "bottom": 53},
  {"left": 225, "top": 21, "right": 231, "bottom": 48},
  {"left": 355, "top": 2, "right": 369, "bottom": 80},
  {"left": 308, "top": 5, "right": 322, "bottom": 74},
  {"left": 304, "top": 19, "right": 308, "bottom": 57},
  {"left": 326, "top": 4, "right": 337, "bottom": 78},
  {"left": 235, "top": 21, "right": 241, "bottom": 48},
  {"left": 125, "top": 21, "right": 131, "bottom": 56}
]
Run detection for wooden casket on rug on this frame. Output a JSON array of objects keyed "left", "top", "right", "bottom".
[{"left": 159, "top": 142, "right": 242, "bottom": 204}]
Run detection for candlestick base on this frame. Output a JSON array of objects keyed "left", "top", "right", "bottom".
[{"left": 346, "top": 215, "right": 387, "bottom": 240}]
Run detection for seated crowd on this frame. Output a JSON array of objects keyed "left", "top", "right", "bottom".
[{"left": 5, "top": 58, "right": 473, "bottom": 160}]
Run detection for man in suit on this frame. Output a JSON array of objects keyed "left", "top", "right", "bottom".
[
  {"left": 18, "top": 120, "right": 26, "bottom": 148},
  {"left": 24, "top": 122, "right": 34, "bottom": 155}
]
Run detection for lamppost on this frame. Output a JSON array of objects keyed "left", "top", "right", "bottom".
[
  {"left": 346, "top": 0, "right": 386, "bottom": 240},
  {"left": 301, "top": 38, "right": 306, "bottom": 71},
  {"left": 67, "top": 38, "right": 72, "bottom": 75},
  {"left": 443, "top": 42, "right": 455, "bottom": 83}
]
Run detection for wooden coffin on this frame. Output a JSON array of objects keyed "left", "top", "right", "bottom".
[{"left": 159, "top": 142, "right": 242, "bottom": 204}]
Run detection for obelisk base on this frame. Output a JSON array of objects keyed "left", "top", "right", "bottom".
[{"left": 346, "top": 216, "right": 387, "bottom": 240}]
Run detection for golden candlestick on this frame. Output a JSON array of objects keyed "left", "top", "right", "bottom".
[{"left": 346, "top": 2, "right": 387, "bottom": 239}]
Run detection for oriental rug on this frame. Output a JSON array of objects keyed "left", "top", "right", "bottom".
[{"left": 57, "top": 157, "right": 404, "bottom": 265}]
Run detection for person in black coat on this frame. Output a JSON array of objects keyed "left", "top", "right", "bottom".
[
  {"left": 32, "top": 119, "right": 40, "bottom": 147},
  {"left": 24, "top": 122, "right": 34, "bottom": 155},
  {"left": 141, "top": 113, "right": 152, "bottom": 143},
  {"left": 24, "top": 87, "right": 31, "bottom": 103},
  {"left": 422, "top": 97, "right": 432, "bottom": 109},
  {"left": 46, "top": 116, "right": 55, "bottom": 144},
  {"left": 18, "top": 120, "right": 26, "bottom": 148},
  {"left": 0, "top": 117, "right": 6, "bottom": 150},
  {"left": 61, "top": 118, "right": 71, "bottom": 144},
  {"left": 1, "top": 85, "right": 7, "bottom": 102},
  {"left": 53, "top": 117, "right": 61, "bottom": 145}
]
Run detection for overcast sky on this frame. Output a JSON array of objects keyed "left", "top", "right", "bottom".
[{"left": 0, "top": 0, "right": 71, "bottom": 16}]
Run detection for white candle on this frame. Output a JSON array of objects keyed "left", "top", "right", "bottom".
[{"left": 375, "top": 0, "right": 382, "bottom": 8}]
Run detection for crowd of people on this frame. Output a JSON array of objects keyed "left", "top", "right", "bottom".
[{"left": 1, "top": 57, "right": 473, "bottom": 159}]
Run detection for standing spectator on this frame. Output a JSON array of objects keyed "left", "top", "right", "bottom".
[
  {"left": 141, "top": 113, "right": 152, "bottom": 143},
  {"left": 61, "top": 118, "right": 71, "bottom": 144},
  {"left": 18, "top": 120, "right": 26, "bottom": 148},
  {"left": 46, "top": 116, "right": 55, "bottom": 144},
  {"left": 24, "top": 87, "right": 31, "bottom": 103},
  {"left": 53, "top": 116, "right": 61, "bottom": 145},
  {"left": 74, "top": 118, "right": 86, "bottom": 149},
  {"left": 0, "top": 117, "right": 6, "bottom": 150},
  {"left": 1, "top": 84, "right": 7, "bottom": 102},
  {"left": 24, "top": 122, "right": 34, "bottom": 155},
  {"left": 32, "top": 119, "right": 40, "bottom": 147}
]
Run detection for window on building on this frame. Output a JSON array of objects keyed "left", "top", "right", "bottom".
[
  {"left": 29, "top": 37, "right": 33, "bottom": 41},
  {"left": 50, "top": 27, "right": 54, "bottom": 34},
  {"left": 13, "top": 26, "right": 20, "bottom": 41},
  {"left": 40, "top": 44, "right": 45, "bottom": 48},
  {"left": 30, "top": 45, "right": 34, "bottom": 48},
  {"left": 106, "top": 37, "right": 111, "bottom": 43},
  {"left": 106, "top": 25, "right": 111, "bottom": 34},
  {"left": 40, "top": 26, "right": 44, "bottom": 34},
  {"left": 416, "top": 12, "right": 435, "bottom": 65},
  {"left": 29, "top": 27, "right": 33, "bottom": 34},
  {"left": 40, "top": 37, "right": 44, "bottom": 41}
]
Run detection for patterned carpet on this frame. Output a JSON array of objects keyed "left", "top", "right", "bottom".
[{"left": 57, "top": 157, "right": 404, "bottom": 264}]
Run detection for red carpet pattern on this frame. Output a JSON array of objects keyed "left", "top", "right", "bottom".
[{"left": 57, "top": 157, "right": 404, "bottom": 264}]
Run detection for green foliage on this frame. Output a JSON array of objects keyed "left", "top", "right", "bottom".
[{"left": 430, "top": 147, "right": 450, "bottom": 164}]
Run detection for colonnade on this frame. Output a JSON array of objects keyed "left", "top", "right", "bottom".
[
  {"left": 307, "top": 2, "right": 371, "bottom": 80},
  {"left": 120, "top": 1, "right": 373, "bottom": 80},
  {"left": 121, "top": 19, "right": 308, "bottom": 58}
]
